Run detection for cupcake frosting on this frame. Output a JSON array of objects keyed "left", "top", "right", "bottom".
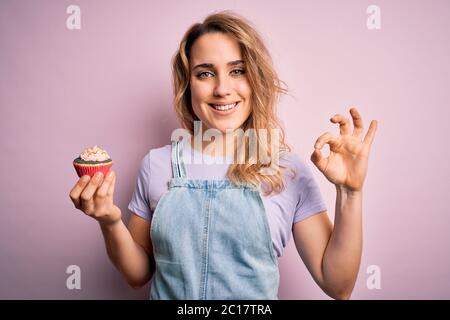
[{"left": 80, "top": 145, "right": 111, "bottom": 162}]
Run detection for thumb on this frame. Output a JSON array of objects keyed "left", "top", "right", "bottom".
[
  {"left": 107, "top": 171, "right": 116, "bottom": 197},
  {"left": 311, "top": 148, "right": 327, "bottom": 172}
]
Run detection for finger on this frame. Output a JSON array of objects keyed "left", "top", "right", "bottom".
[
  {"left": 310, "top": 148, "right": 327, "bottom": 172},
  {"left": 314, "top": 132, "right": 340, "bottom": 150},
  {"left": 69, "top": 175, "right": 91, "bottom": 209},
  {"left": 80, "top": 172, "right": 104, "bottom": 214},
  {"left": 330, "top": 114, "right": 351, "bottom": 135},
  {"left": 96, "top": 170, "right": 114, "bottom": 198},
  {"left": 107, "top": 171, "right": 116, "bottom": 197},
  {"left": 350, "top": 107, "right": 364, "bottom": 138},
  {"left": 363, "top": 120, "right": 378, "bottom": 149}
]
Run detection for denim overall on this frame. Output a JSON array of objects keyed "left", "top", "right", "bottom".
[{"left": 149, "top": 140, "right": 279, "bottom": 299}]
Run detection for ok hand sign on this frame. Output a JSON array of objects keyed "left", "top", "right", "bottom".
[{"left": 311, "top": 108, "right": 378, "bottom": 192}]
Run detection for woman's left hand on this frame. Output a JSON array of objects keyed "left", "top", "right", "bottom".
[{"left": 311, "top": 107, "right": 378, "bottom": 192}]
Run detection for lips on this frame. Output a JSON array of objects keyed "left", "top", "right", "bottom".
[{"left": 208, "top": 101, "right": 240, "bottom": 111}]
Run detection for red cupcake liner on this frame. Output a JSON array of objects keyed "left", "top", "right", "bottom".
[{"left": 73, "top": 161, "right": 113, "bottom": 178}]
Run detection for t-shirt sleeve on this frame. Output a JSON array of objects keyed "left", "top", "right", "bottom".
[
  {"left": 292, "top": 156, "right": 328, "bottom": 224},
  {"left": 127, "top": 152, "right": 152, "bottom": 220}
]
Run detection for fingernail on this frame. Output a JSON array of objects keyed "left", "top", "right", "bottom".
[
  {"left": 81, "top": 175, "right": 90, "bottom": 182},
  {"left": 108, "top": 171, "right": 114, "bottom": 178}
]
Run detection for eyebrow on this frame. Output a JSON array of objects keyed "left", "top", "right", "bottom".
[{"left": 192, "top": 60, "right": 245, "bottom": 71}]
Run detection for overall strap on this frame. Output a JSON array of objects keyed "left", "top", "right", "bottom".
[{"left": 171, "top": 140, "right": 187, "bottom": 178}]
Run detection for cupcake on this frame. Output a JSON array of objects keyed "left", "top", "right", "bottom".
[{"left": 73, "top": 145, "right": 113, "bottom": 178}]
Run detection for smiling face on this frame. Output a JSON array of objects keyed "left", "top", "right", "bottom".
[{"left": 189, "top": 32, "right": 253, "bottom": 134}]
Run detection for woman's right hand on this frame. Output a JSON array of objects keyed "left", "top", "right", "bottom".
[{"left": 69, "top": 171, "right": 122, "bottom": 227}]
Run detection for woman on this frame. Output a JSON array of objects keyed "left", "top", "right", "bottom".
[{"left": 69, "top": 11, "right": 377, "bottom": 300}]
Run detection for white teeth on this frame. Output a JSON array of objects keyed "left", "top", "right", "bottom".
[{"left": 211, "top": 102, "right": 237, "bottom": 111}]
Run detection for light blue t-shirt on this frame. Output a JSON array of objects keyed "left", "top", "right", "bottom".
[{"left": 128, "top": 143, "right": 327, "bottom": 257}]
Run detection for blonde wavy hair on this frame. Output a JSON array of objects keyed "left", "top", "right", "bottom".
[{"left": 171, "top": 10, "right": 293, "bottom": 196}]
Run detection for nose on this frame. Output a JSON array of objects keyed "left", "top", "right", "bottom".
[{"left": 213, "top": 74, "right": 232, "bottom": 97}]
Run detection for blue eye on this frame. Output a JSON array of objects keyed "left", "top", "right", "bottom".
[
  {"left": 231, "top": 69, "right": 246, "bottom": 75},
  {"left": 196, "top": 71, "right": 214, "bottom": 79},
  {"left": 196, "top": 69, "right": 246, "bottom": 79}
]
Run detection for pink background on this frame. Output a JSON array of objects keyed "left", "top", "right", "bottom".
[{"left": 1, "top": 0, "right": 449, "bottom": 299}]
